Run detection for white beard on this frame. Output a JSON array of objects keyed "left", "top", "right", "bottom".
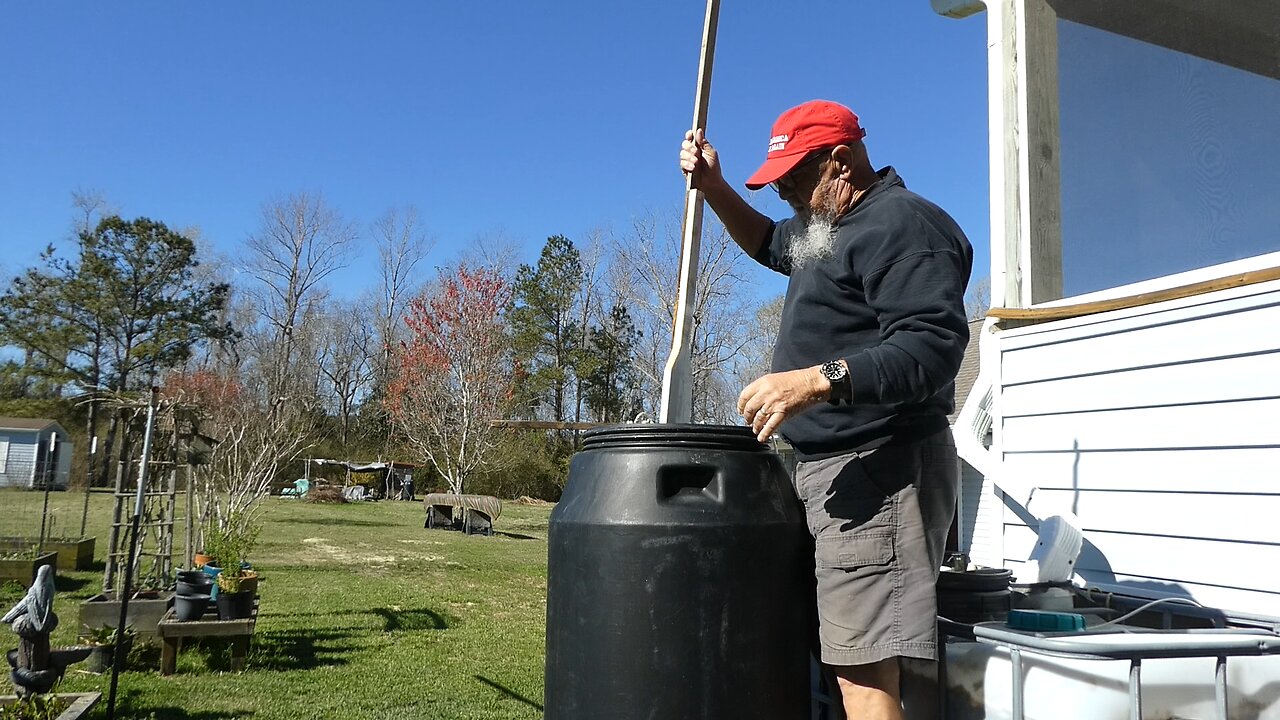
[{"left": 786, "top": 215, "right": 837, "bottom": 270}]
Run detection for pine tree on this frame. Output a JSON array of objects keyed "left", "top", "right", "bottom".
[
  {"left": 509, "top": 235, "right": 584, "bottom": 421},
  {"left": 583, "top": 304, "right": 642, "bottom": 423},
  {"left": 0, "top": 215, "right": 235, "bottom": 484},
  {"left": 0, "top": 216, "right": 234, "bottom": 393}
]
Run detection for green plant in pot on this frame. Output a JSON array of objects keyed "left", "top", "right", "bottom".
[
  {"left": 82, "top": 624, "right": 134, "bottom": 674},
  {"left": 214, "top": 567, "right": 258, "bottom": 620},
  {"left": 199, "top": 521, "right": 231, "bottom": 573},
  {"left": 207, "top": 512, "right": 260, "bottom": 620}
]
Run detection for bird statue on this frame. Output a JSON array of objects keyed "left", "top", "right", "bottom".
[
  {"left": 3, "top": 564, "right": 57, "bottom": 635},
  {"left": 4, "top": 564, "right": 89, "bottom": 697}
]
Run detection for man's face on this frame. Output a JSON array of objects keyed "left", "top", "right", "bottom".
[{"left": 772, "top": 149, "right": 834, "bottom": 221}]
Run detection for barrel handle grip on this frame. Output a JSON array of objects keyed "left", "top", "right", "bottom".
[{"left": 657, "top": 464, "right": 722, "bottom": 504}]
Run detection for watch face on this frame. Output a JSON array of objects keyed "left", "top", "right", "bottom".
[{"left": 822, "top": 361, "right": 846, "bottom": 382}]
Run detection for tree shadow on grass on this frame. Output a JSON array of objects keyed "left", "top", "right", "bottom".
[
  {"left": 244, "top": 627, "right": 361, "bottom": 672},
  {"left": 115, "top": 688, "right": 254, "bottom": 718},
  {"left": 265, "top": 606, "right": 454, "bottom": 632},
  {"left": 370, "top": 607, "right": 448, "bottom": 632},
  {"left": 271, "top": 517, "right": 399, "bottom": 528}
]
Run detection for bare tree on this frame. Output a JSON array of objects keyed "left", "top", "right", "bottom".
[
  {"left": 186, "top": 245, "right": 246, "bottom": 371},
  {"left": 965, "top": 276, "right": 991, "bottom": 320},
  {"left": 572, "top": 230, "right": 608, "bottom": 423},
  {"left": 372, "top": 206, "right": 433, "bottom": 380},
  {"left": 461, "top": 228, "right": 523, "bottom": 282},
  {"left": 66, "top": 189, "right": 115, "bottom": 486},
  {"left": 737, "top": 293, "right": 785, "bottom": 390},
  {"left": 316, "top": 298, "right": 378, "bottom": 448},
  {"left": 243, "top": 192, "right": 356, "bottom": 405},
  {"left": 183, "top": 192, "right": 353, "bottom": 515},
  {"left": 608, "top": 208, "right": 760, "bottom": 422},
  {"left": 70, "top": 189, "right": 115, "bottom": 235}
]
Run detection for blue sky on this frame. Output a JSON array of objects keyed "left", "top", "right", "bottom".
[{"left": 0, "top": 2, "right": 990, "bottom": 300}]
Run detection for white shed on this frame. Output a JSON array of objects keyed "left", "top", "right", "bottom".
[{"left": 0, "top": 418, "right": 74, "bottom": 489}]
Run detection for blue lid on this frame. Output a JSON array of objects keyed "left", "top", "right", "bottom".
[{"left": 1007, "top": 609, "right": 1086, "bottom": 632}]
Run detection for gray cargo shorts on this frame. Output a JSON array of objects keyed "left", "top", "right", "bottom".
[{"left": 793, "top": 427, "right": 958, "bottom": 666}]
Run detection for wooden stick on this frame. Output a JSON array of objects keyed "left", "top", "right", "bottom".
[
  {"left": 489, "top": 420, "right": 611, "bottom": 431},
  {"left": 987, "top": 265, "right": 1280, "bottom": 324},
  {"left": 660, "top": 0, "right": 720, "bottom": 424}
]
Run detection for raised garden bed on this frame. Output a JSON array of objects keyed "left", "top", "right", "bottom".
[
  {"left": 78, "top": 590, "right": 174, "bottom": 641},
  {"left": 0, "top": 692, "right": 100, "bottom": 720},
  {"left": 0, "top": 551, "right": 56, "bottom": 587},
  {"left": 0, "top": 536, "right": 95, "bottom": 571}
]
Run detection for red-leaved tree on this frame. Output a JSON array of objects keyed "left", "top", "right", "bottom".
[{"left": 386, "top": 265, "right": 512, "bottom": 495}]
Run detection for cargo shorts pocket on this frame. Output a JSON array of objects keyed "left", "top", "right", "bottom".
[{"left": 815, "top": 533, "right": 895, "bottom": 570}]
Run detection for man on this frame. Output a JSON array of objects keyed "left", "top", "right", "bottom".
[{"left": 679, "top": 100, "right": 971, "bottom": 720}]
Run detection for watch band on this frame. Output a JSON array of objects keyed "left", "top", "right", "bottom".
[{"left": 822, "top": 360, "right": 851, "bottom": 405}]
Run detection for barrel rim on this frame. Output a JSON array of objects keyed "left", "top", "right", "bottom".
[{"left": 580, "top": 423, "right": 769, "bottom": 452}]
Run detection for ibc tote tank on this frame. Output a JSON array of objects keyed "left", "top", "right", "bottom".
[{"left": 544, "top": 424, "right": 812, "bottom": 720}]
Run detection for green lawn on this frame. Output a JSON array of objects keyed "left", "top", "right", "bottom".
[{"left": 0, "top": 489, "right": 551, "bottom": 719}]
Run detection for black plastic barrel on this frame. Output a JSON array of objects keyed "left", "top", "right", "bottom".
[{"left": 544, "top": 424, "right": 811, "bottom": 720}]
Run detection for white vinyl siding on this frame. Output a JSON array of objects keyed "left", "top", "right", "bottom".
[
  {"left": 0, "top": 433, "right": 38, "bottom": 489},
  {"left": 960, "top": 460, "right": 1004, "bottom": 569},
  {"left": 994, "top": 275, "right": 1280, "bottom": 619}
]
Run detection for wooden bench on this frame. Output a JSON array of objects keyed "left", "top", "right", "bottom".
[
  {"left": 156, "top": 599, "right": 258, "bottom": 675},
  {"left": 422, "top": 493, "right": 503, "bottom": 536}
]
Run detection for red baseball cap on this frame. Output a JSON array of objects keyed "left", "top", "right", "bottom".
[{"left": 744, "top": 100, "right": 867, "bottom": 190}]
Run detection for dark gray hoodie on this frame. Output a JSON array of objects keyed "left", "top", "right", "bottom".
[{"left": 754, "top": 167, "right": 973, "bottom": 461}]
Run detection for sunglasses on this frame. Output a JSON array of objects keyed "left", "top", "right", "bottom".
[{"left": 769, "top": 149, "right": 831, "bottom": 193}]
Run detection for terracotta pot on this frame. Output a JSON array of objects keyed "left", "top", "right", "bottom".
[
  {"left": 238, "top": 571, "right": 259, "bottom": 597},
  {"left": 193, "top": 552, "right": 214, "bottom": 568}
]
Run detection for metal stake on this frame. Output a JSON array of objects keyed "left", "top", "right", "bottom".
[
  {"left": 1129, "top": 658, "right": 1142, "bottom": 720},
  {"left": 37, "top": 434, "right": 57, "bottom": 554},
  {"left": 106, "top": 387, "right": 159, "bottom": 720},
  {"left": 79, "top": 435, "right": 97, "bottom": 539},
  {"left": 1215, "top": 655, "right": 1229, "bottom": 720},
  {"left": 1011, "top": 648, "right": 1024, "bottom": 720}
]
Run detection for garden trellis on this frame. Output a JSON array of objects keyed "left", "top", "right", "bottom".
[{"left": 96, "top": 391, "right": 204, "bottom": 594}]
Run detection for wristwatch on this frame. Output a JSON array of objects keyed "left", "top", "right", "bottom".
[{"left": 821, "top": 360, "right": 851, "bottom": 405}]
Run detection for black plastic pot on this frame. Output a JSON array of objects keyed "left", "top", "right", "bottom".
[
  {"left": 175, "top": 568, "right": 205, "bottom": 583},
  {"left": 175, "top": 593, "right": 212, "bottom": 621},
  {"left": 85, "top": 637, "right": 132, "bottom": 674},
  {"left": 176, "top": 578, "right": 214, "bottom": 597},
  {"left": 938, "top": 566, "right": 1014, "bottom": 624},
  {"left": 544, "top": 423, "right": 812, "bottom": 720},
  {"left": 215, "top": 589, "right": 254, "bottom": 620}
]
